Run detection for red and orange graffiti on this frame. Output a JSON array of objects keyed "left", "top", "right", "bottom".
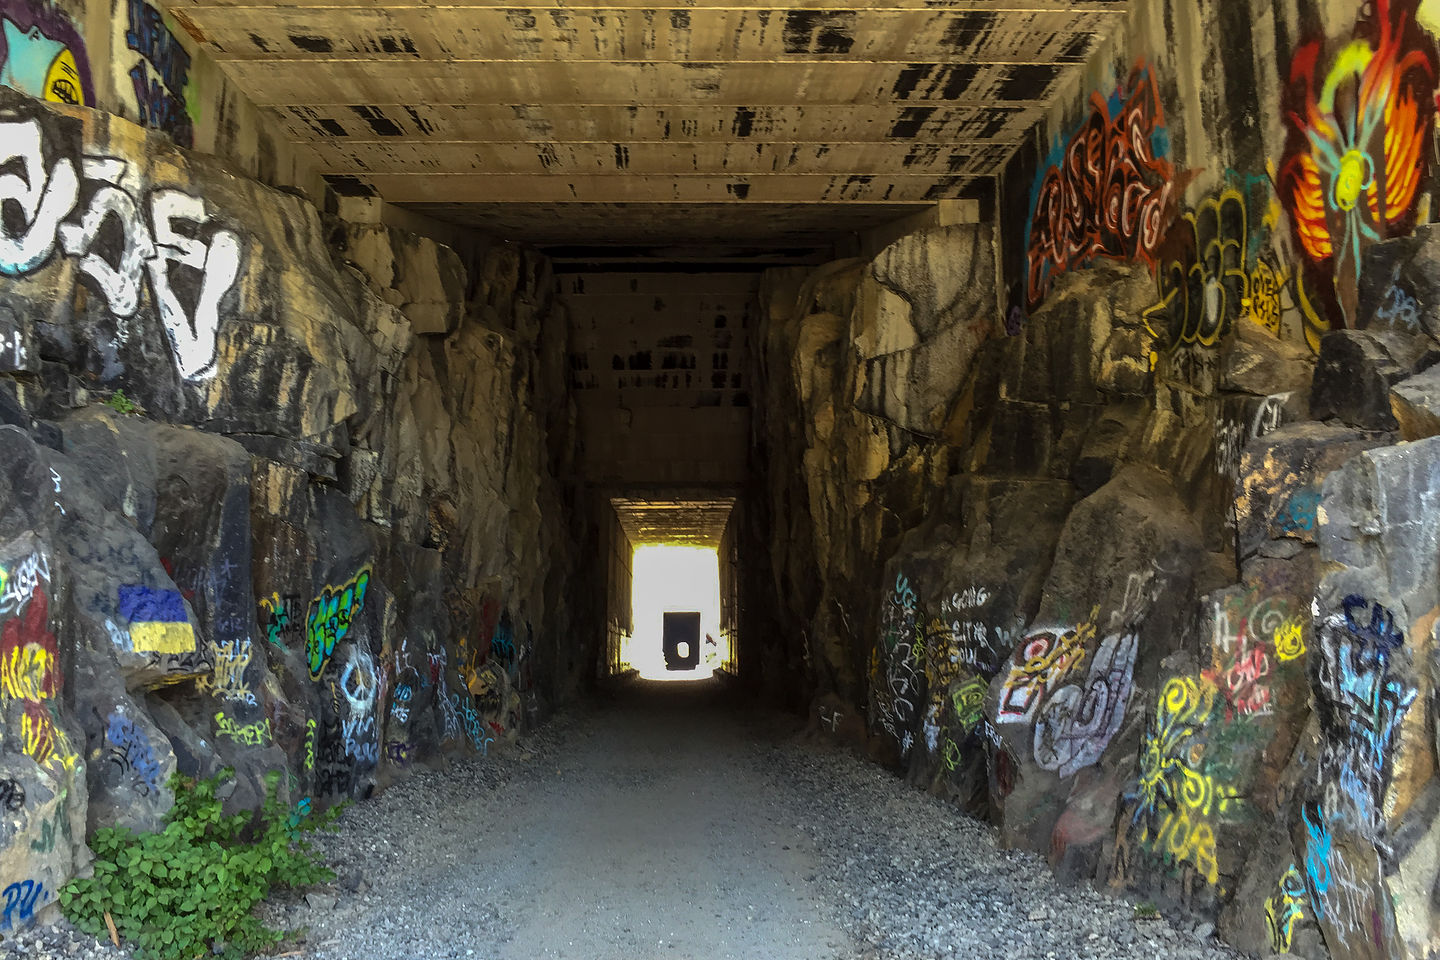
[
  {"left": 1279, "top": 0, "right": 1437, "bottom": 331},
  {"left": 0, "top": 588, "right": 72, "bottom": 768},
  {"left": 1025, "top": 62, "right": 1176, "bottom": 311}
]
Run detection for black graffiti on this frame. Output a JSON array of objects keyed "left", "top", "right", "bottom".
[{"left": 0, "top": 779, "right": 25, "bottom": 812}]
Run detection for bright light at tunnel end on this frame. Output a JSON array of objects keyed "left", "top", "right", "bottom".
[{"left": 624, "top": 544, "right": 725, "bottom": 681}]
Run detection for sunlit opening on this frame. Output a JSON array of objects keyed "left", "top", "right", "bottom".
[{"left": 623, "top": 545, "right": 723, "bottom": 681}]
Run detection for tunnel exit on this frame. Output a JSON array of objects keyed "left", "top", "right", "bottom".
[{"left": 623, "top": 545, "right": 725, "bottom": 680}]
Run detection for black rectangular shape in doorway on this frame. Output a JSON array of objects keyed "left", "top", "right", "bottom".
[{"left": 662, "top": 611, "right": 701, "bottom": 670}]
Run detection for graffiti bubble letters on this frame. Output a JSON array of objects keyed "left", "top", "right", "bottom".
[
  {"left": 1143, "top": 188, "right": 1248, "bottom": 352},
  {"left": 306, "top": 567, "right": 371, "bottom": 680},
  {"left": 0, "top": 118, "right": 243, "bottom": 380},
  {"left": 0, "top": 879, "right": 45, "bottom": 930},
  {"left": 1033, "top": 632, "right": 1138, "bottom": 778},
  {"left": 105, "top": 712, "right": 161, "bottom": 795},
  {"left": 1, "top": 585, "right": 73, "bottom": 770},
  {"left": 124, "top": 0, "right": 193, "bottom": 146},
  {"left": 1024, "top": 62, "right": 1174, "bottom": 313}
]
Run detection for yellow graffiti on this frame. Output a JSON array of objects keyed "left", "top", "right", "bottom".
[
  {"left": 197, "top": 637, "right": 254, "bottom": 704},
  {"left": 1274, "top": 617, "right": 1307, "bottom": 661},
  {"left": 1, "top": 643, "right": 51, "bottom": 701},
  {"left": 213, "top": 712, "right": 271, "bottom": 747},
  {"left": 1244, "top": 259, "right": 1286, "bottom": 335},
  {"left": 1143, "top": 806, "right": 1220, "bottom": 885},
  {"left": 1265, "top": 864, "right": 1308, "bottom": 952}
]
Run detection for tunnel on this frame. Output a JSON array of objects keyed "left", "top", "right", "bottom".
[{"left": 0, "top": 1, "right": 1438, "bottom": 958}]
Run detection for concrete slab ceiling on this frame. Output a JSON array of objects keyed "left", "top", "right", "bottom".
[
  {"left": 612, "top": 497, "right": 736, "bottom": 547},
  {"left": 165, "top": 1, "right": 1125, "bottom": 249}
]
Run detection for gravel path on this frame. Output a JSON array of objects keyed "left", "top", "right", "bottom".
[{"left": 13, "top": 678, "right": 1245, "bottom": 960}]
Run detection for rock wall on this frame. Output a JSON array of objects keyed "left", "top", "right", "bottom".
[
  {"left": 0, "top": 88, "right": 579, "bottom": 929},
  {"left": 752, "top": 2, "right": 1440, "bottom": 958}
]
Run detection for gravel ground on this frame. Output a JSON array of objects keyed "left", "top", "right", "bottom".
[{"left": 9, "top": 678, "right": 1245, "bottom": 960}]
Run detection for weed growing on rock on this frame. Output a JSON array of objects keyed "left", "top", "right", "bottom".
[
  {"left": 59, "top": 769, "right": 342, "bottom": 960},
  {"left": 102, "top": 390, "right": 141, "bottom": 415}
]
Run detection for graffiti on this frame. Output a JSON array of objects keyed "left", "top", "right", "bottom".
[
  {"left": 104, "top": 712, "right": 161, "bottom": 795},
  {"left": 1280, "top": 0, "right": 1437, "bottom": 331},
  {"left": 1024, "top": 62, "right": 1174, "bottom": 313},
  {"left": 818, "top": 706, "right": 842, "bottom": 732},
  {"left": 1252, "top": 393, "right": 1290, "bottom": 440},
  {"left": 1302, "top": 800, "right": 1392, "bottom": 947},
  {"left": 0, "top": 879, "right": 44, "bottom": 930},
  {"left": 0, "top": 116, "right": 243, "bottom": 379},
  {"left": 0, "top": 4, "right": 89, "bottom": 105},
  {"left": 451, "top": 692, "right": 488, "bottom": 754},
  {"left": 1273, "top": 615, "right": 1307, "bottom": 662},
  {"left": 1203, "top": 624, "right": 1273, "bottom": 719},
  {"left": 1247, "top": 257, "right": 1286, "bottom": 335},
  {"left": 390, "top": 682, "right": 414, "bottom": 724},
  {"left": 258, "top": 593, "right": 299, "bottom": 648},
  {"left": 1215, "top": 418, "right": 1245, "bottom": 479},
  {"left": 1265, "top": 864, "right": 1308, "bottom": 953},
  {"left": 1129, "top": 677, "right": 1240, "bottom": 885},
  {"left": 1, "top": 582, "right": 72, "bottom": 769},
  {"left": 306, "top": 568, "right": 370, "bottom": 680},
  {"left": 197, "top": 636, "right": 254, "bottom": 704},
  {"left": 0, "top": 551, "right": 46, "bottom": 618},
  {"left": 385, "top": 741, "right": 412, "bottom": 765},
  {"left": 29, "top": 801, "right": 66, "bottom": 853},
  {"left": 1277, "top": 488, "right": 1321, "bottom": 535},
  {"left": 213, "top": 711, "right": 270, "bottom": 747},
  {"left": 124, "top": 0, "right": 193, "bottom": 146},
  {"left": 1143, "top": 188, "right": 1249, "bottom": 352},
  {"left": 1033, "top": 631, "right": 1138, "bottom": 778},
  {"left": 116, "top": 585, "right": 194, "bottom": 654},
  {"left": 871, "top": 570, "right": 924, "bottom": 749},
  {"left": 1375, "top": 264, "right": 1422, "bottom": 330},
  {"left": 0, "top": 777, "right": 22, "bottom": 811},
  {"left": 996, "top": 621, "right": 1093, "bottom": 724},
  {"left": 1313, "top": 596, "right": 1416, "bottom": 836},
  {"left": 950, "top": 674, "right": 987, "bottom": 734},
  {"left": 437, "top": 683, "right": 462, "bottom": 743},
  {"left": 303, "top": 717, "right": 315, "bottom": 770}
]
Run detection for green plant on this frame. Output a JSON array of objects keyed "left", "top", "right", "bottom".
[
  {"left": 1134, "top": 900, "right": 1160, "bottom": 919},
  {"left": 102, "top": 389, "right": 140, "bottom": 415},
  {"left": 60, "top": 769, "right": 343, "bottom": 960}
]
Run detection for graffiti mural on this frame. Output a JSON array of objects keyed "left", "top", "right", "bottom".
[
  {"left": 0, "top": 110, "right": 244, "bottom": 380},
  {"left": 1023, "top": 62, "right": 1175, "bottom": 314},
  {"left": 1033, "top": 631, "right": 1137, "bottom": 778},
  {"left": 1279, "top": 0, "right": 1438, "bottom": 333},
  {"left": 0, "top": 2, "right": 90, "bottom": 105},
  {"left": 305, "top": 567, "right": 370, "bottom": 680},
  {"left": 124, "top": 0, "right": 194, "bottom": 147}
]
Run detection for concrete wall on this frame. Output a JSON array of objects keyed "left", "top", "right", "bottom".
[{"left": 561, "top": 270, "right": 755, "bottom": 486}]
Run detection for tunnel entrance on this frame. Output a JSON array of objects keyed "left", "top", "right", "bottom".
[{"left": 606, "top": 497, "right": 738, "bottom": 681}]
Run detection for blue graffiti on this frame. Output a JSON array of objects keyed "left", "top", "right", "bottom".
[
  {"left": 1277, "top": 489, "right": 1321, "bottom": 534},
  {"left": 124, "top": 0, "right": 192, "bottom": 146},
  {"left": 0, "top": 879, "right": 45, "bottom": 930},
  {"left": 1302, "top": 804, "right": 1331, "bottom": 919}
]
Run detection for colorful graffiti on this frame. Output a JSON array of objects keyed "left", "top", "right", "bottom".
[
  {"left": 870, "top": 571, "right": 924, "bottom": 753},
  {"left": 116, "top": 585, "right": 195, "bottom": 655},
  {"left": 0, "top": 576, "right": 72, "bottom": 770},
  {"left": 124, "top": 0, "right": 194, "bottom": 147},
  {"left": 306, "top": 567, "right": 371, "bottom": 680},
  {"left": 0, "top": 112, "right": 244, "bottom": 380},
  {"left": 1265, "top": 864, "right": 1309, "bottom": 953},
  {"left": 1129, "top": 677, "right": 1240, "bottom": 886},
  {"left": 1033, "top": 631, "right": 1137, "bottom": 778},
  {"left": 1023, "top": 61, "right": 1175, "bottom": 313},
  {"left": 259, "top": 592, "right": 299, "bottom": 648},
  {"left": 1279, "top": 0, "right": 1437, "bottom": 333},
  {"left": 0, "top": 3, "right": 90, "bottom": 105},
  {"left": 995, "top": 620, "right": 1093, "bottom": 725}
]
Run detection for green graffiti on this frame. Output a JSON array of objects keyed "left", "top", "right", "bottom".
[{"left": 305, "top": 567, "right": 370, "bottom": 680}]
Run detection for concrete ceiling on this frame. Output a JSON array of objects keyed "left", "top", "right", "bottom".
[
  {"left": 166, "top": 1, "right": 1125, "bottom": 248},
  {"left": 612, "top": 497, "right": 735, "bottom": 547}
]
